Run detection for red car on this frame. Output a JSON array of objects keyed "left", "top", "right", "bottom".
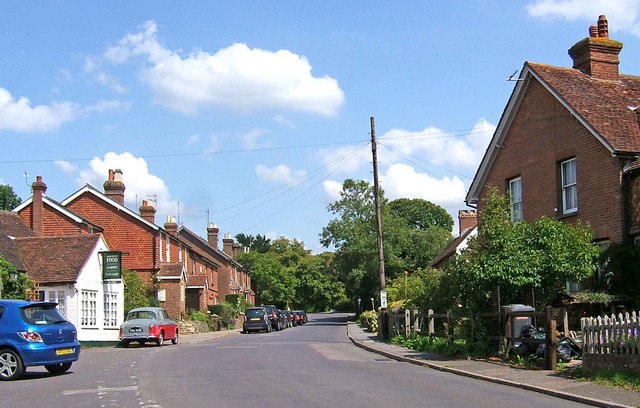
[{"left": 118, "top": 307, "right": 178, "bottom": 347}]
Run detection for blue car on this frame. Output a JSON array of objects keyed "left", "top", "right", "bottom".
[{"left": 0, "top": 300, "right": 80, "bottom": 381}]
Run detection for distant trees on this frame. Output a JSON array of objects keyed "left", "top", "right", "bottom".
[
  {"left": 0, "top": 256, "right": 34, "bottom": 299},
  {"left": 0, "top": 184, "right": 21, "bottom": 211},
  {"left": 320, "top": 179, "right": 453, "bottom": 308}
]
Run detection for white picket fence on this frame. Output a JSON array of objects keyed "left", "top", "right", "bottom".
[{"left": 581, "top": 311, "right": 640, "bottom": 355}]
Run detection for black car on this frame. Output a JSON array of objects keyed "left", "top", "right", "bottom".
[
  {"left": 263, "top": 305, "right": 284, "bottom": 331},
  {"left": 294, "top": 310, "right": 308, "bottom": 324},
  {"left": 243, "top": 307, "right": 271, "bottom": 334}
]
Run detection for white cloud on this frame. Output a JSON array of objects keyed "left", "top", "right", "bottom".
[
  {"left": 84, "top": 57, "right": 127, "bottom": 93},
  {"left": 186, "top": 134, "right": 200, "bottom": 146},
  {"left": 380, "top": 163, "right": 466, "bottom": 206},
  {"left": 0, "top": 87, "right": 79, "bottom": 133},
  {"left": 526, "top": 0, "right": 640, "bottom": 36},
  {"left": 322, "top": 180, "right": 343, "bottom": 202},
  {"left": 77, "top": 152, "right": 178, "bottom": 218},
  {"left": 241, "top": 128, "right": 270, "bottom": 149},
  {"left": 255, "top": 163, "right": 307, "bottom": 184},
  {"left": 82, "top": 100, "right": 131, "bottom": 114},
  {"left": 105, "top": 21, "right": 345, "bottom": 116},
  {"left": 274, "top": 114, "right": 295, "bottom": 128},
  {"left": 54, "top": 160, "right": 78, "bottom": 174}
]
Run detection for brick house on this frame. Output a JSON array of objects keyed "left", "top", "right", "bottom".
[
  {"left": 14, "top": 170, "right": 251, "bottom": 318},
  {"left": 0, "top": 210, "right": 124, "bottom": 342},
  {"left": 466, "top": 15, "right": 640, "bottom": 263}
]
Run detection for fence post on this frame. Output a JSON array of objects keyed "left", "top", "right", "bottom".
[
  {"left": 428, "top": 309, "right": 434, "bottom": 335},
  {"left": 405, "top": 309, "right": 411, "bottom": 337},
  {"left": 545, "top": 306, "right": 557, "bottom": 371},
  {"left": 413, "top": 309, "right": 419, "bottom": 335}
]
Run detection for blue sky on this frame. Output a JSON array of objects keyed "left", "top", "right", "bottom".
[{"left": 2, "top": 1, "right": 640, "bottom": 253}]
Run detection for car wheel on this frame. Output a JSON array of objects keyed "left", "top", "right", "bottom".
[
  {"left": 44, "top": 362, "right": 72, "bottom": 375},
  {"left": 171, "top": 331, "right": 179, "bottom": 345},
  {"left": 121, "top": 341, "right": 130, "bottom": 348},
  {"left": 0, "top": 349, "right": 25, "bottom": 381},
  {"left": 266, "top": 324, "right": 271, "bottom": 333},
  {"left": 156, "top": 331, "right": 164, "bottom": 346}
]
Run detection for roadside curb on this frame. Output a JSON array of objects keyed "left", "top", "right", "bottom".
[{"left": 346, "top": 323, "right": 634, "bottom": 408}]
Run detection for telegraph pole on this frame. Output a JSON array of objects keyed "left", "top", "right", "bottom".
[{"left": 370, "top": 117, "right": 388, "bottom": 338}]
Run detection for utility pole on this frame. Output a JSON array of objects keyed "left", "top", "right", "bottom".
[{"left": 370, "top": 117, "right": 388, "bottom": 339}]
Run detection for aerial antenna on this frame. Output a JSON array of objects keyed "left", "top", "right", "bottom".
[
  {"left": 507, "top": 69, "right": 524, "bottom": 81},
  {"left": 23, "top": 171, "right": 31, "bottom": 192}
]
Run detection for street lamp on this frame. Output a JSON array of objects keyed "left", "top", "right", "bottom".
[
  {"left": 371, "top": 297, "right": 375, "bottom": 311},
  {"left": 357, "top": 298, "right": 361, "bottom": 314}
]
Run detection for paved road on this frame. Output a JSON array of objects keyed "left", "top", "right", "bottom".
[{"left": 3, "top": 313, "right": 592, "bottom": 407}]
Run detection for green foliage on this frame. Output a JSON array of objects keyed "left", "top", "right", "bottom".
[
  {"left": 571, "top": 290, "right": 617, "bottom": 304},
  {"left": 123, "top": 269, "right": 154, "bottom": 315},
  {"left": 235, "top": 233, "right": 272, "bottom": 253},
  {"left": 598, "top": 242, "right": 640, "bottom": 307},
  {"left": 333, "top": 298, "right": 354, "bottom": 312},
  {"left": 386, "top": 268, "right": 443, "bottom": 312},
  {"left": 237, "top": 251, "right": 296, "bottom": 307},
  {"left": 391, "top": 334, "right": 468, "bottom": 357},
  {"left": 359, "top": 309, "right": 379, "bottom": 332},
  {"left": 208, "top": 302, "right": 239, "bottom": 329},
  {"left": 565, "top": 368, "right": 640, "bottom": 392},
  {"left": 0, "top": 184, "right": 21, "bottom": 211},
  {"left": 294, "top": 252, "right": 346, "bottom": 312},
  {"left": 442, "top": 187, "right": 599, "bottom": 313},
  {"left": 0, "top": 257, "right": 34, "bottom": 299},
  {"left": 320, "top": 178, "right": 452, "bottom": 307}
]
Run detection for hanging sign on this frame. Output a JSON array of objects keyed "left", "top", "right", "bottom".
[{"left": 101, "top": 251, "right": 122, "bottom": 280}]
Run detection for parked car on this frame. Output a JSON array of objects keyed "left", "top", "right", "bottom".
[
  {"left": 243, "top": 307, "right": 271, "bottom": 333},
  {"left": 0, "top": 299, "right": 80, "bottom": 381},
  {"left": 119, "top": 307, "right": 178, "bottom": 347},
  {"left": 277, "top": 309, "right": 288, "bottom": 330},
  {"left": 293, "top": 310, "right": 307, "bottom": 324},
  {"left": 282, "top": 310, "right": 293, "bottom": 328},
  {"left": 263, "top": 305, "right": 284, "bottom": 331},
  {"left": 291, "top": 311, "right": 301, "bottom": 326}
]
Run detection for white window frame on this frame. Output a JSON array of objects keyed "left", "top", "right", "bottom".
[
  {"left": 48, "top": 290, "right": 66, "bottom": 317},
  {"left": 103, "top": 292, "right": 118, "bottom": 328},
  {"left": 81, "top": 290, "right": 98, "bottom": 327},
  {"left": 166, "top": 235, "right": 171, "bottom": 261},
  {"left": 509, "top": 177, "right": 522, "bottom": 223},
  {"left": 561, "top": 158, "right": 577, "bottom": 214}
]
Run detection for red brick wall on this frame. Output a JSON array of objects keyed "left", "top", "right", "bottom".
[
  {"left": 66, "top": 194, "right": 159, "bottom": 271},
  {"left": 479, "top": 80, "right": 625, "bottom": 243},
  {"left": 18, "top": 204, "right": 92, "bottom": 236},
  {"left": 158, "top": 279, "right": 185, "bottom": 320}
]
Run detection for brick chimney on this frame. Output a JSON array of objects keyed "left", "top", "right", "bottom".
[
  {"left": 458, "top": 209, "right": 477, "bottom": 236},
  {"left": 31, "top": 176, "right": 47, "bottom": 236},
  {"left": 164, "top": 215, "right": 178, "bottom": 236},
  {"left": 568, "top": 15, "right": 623, "bottom": 80},
  {"left": 222, "top": 233, "right": 235, "bottom": 258},
  {"left": 207, "top": 223, "right": 219, "bottom": 249},
  {"left": 139, "top": 200, "right": 156, "bottom": 224},
  {"left": 103, "top": 169, "right": 126, "bottom": 206}
]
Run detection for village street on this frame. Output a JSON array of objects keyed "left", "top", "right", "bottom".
[{"left": 3, "top": 313, "right": 592, "bottom": 408}]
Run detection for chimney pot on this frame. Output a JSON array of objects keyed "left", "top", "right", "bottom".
[
  {"left": 589, "top": 25, "right": 598, "bottom": 38},
  {"left": 104, "top": 169, "right": 126, "bottom": 205},
  {"left": 598, "top": 15, "right": 609, "bottom": 38},
  {"left": 568, "top": 15, "right": 622, "bottom": 80}
]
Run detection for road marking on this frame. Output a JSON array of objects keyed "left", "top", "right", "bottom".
[{"left": 63, "top": 385, "right": 138, "bottom": 396}]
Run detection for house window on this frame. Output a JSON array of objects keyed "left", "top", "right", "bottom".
[
  {"left": 509, "top": 177, "right": 522, "bottom": 223},
  {"left": 81, "top": 290, "right": 97, "bottom": 327},
  {"left": 561, "top": 158, "right": 577, "bottom": 214},
  {"left": 48, "top": 290, "right": 66, "bottom": 317},
  {"left": 104, "top": 292, "right": 118, "bottom": 328},
  {"left": 166, "top": 236, "right": 171, "bottom": 261}
]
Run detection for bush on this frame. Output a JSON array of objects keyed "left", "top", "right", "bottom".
[
  {"left": 360, "top": 310, "right": 379, "bottom": 333},
  {"left": 391, "top": 334, "right": 468, "bottom": 357},
  {"left": 208, "top": 302, "right": 238, "bottom": 329},
  {"left": 334, "top": 298, "right": 354, "bottom": 312}
]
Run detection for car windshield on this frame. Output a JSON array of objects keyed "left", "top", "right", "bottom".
[
  {"left": 127, "top": 310, "right": 157, "bottom": 320},
  {"left": 21, "top": 305, "right": 68, "bottom": 325},
  {"left": 246, "top": 309, "right": 265, "bottom": 318}
]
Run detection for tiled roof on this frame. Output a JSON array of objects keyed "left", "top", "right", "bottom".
[
  {"left": 157, "top": 262, "right": 184, "bottom": 279},
  {"left": 15, "top": 235, "right": 101, "bottom": 284},
  {"left": 0, "top": 210, "right": 36, "bottom": 238},
  {"left": 187, "top": 274, "right": 207, "bottom": 288},
  {"left": 527, "top": 61, "right": 640, "bottom": 154},
  {"left": 0, "top": 211, "right": 35, "bottom": 271}
]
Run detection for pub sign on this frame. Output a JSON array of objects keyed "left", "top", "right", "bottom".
[{"left": 101, "top": 251, "right": 122, "bottom": 280}]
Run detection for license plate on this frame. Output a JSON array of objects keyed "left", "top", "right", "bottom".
[
  {"left": 56, "top": 348, "right": 74, "bottom": 356},
  {"left": 250, "top": 318, "right": 260, "bottom": 321},
  {"left": 129, "top": 328, "right": 143, "bottom": 333}
]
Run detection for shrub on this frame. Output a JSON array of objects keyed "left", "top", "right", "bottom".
[
  {"left": 208, "top": 302, "right": 238, "bottom": 329},
  {"left": 334, "top": 298, "right": 354, "bottom": 312},
  {"left": 359, "top": 310, "right": 379, "bottom": 332}
]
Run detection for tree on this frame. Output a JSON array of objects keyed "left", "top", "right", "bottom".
[
  {"left": 443, "top": 187, "right": 599, "bottom": 312},
  {"left": 123, "top": 269, "right": 152, "bottom": 315},
  {"left": 235, "top": 233, "right": 271, "bottom": 253},
  {"left": 236, "top": 251, "right": 296, "bottom": 308},
  {"left": 0, "top": 257, "right": 34, "bottom": 299},
  {"left": 0, "top": 184, "right": 21, "bottom": 211},
  {"left": 294, "top": 252, "right": 346, "bottom": 312},
  {"left": 321, "top": 179, "right": 453, "bottom": 303},
  {"left": 388, "top": 198, "right": 453, "bottom": 231}
]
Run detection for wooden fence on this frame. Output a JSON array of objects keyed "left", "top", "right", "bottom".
[{"left": 581, "top": 311, "right": 640, "bottom": 355}]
